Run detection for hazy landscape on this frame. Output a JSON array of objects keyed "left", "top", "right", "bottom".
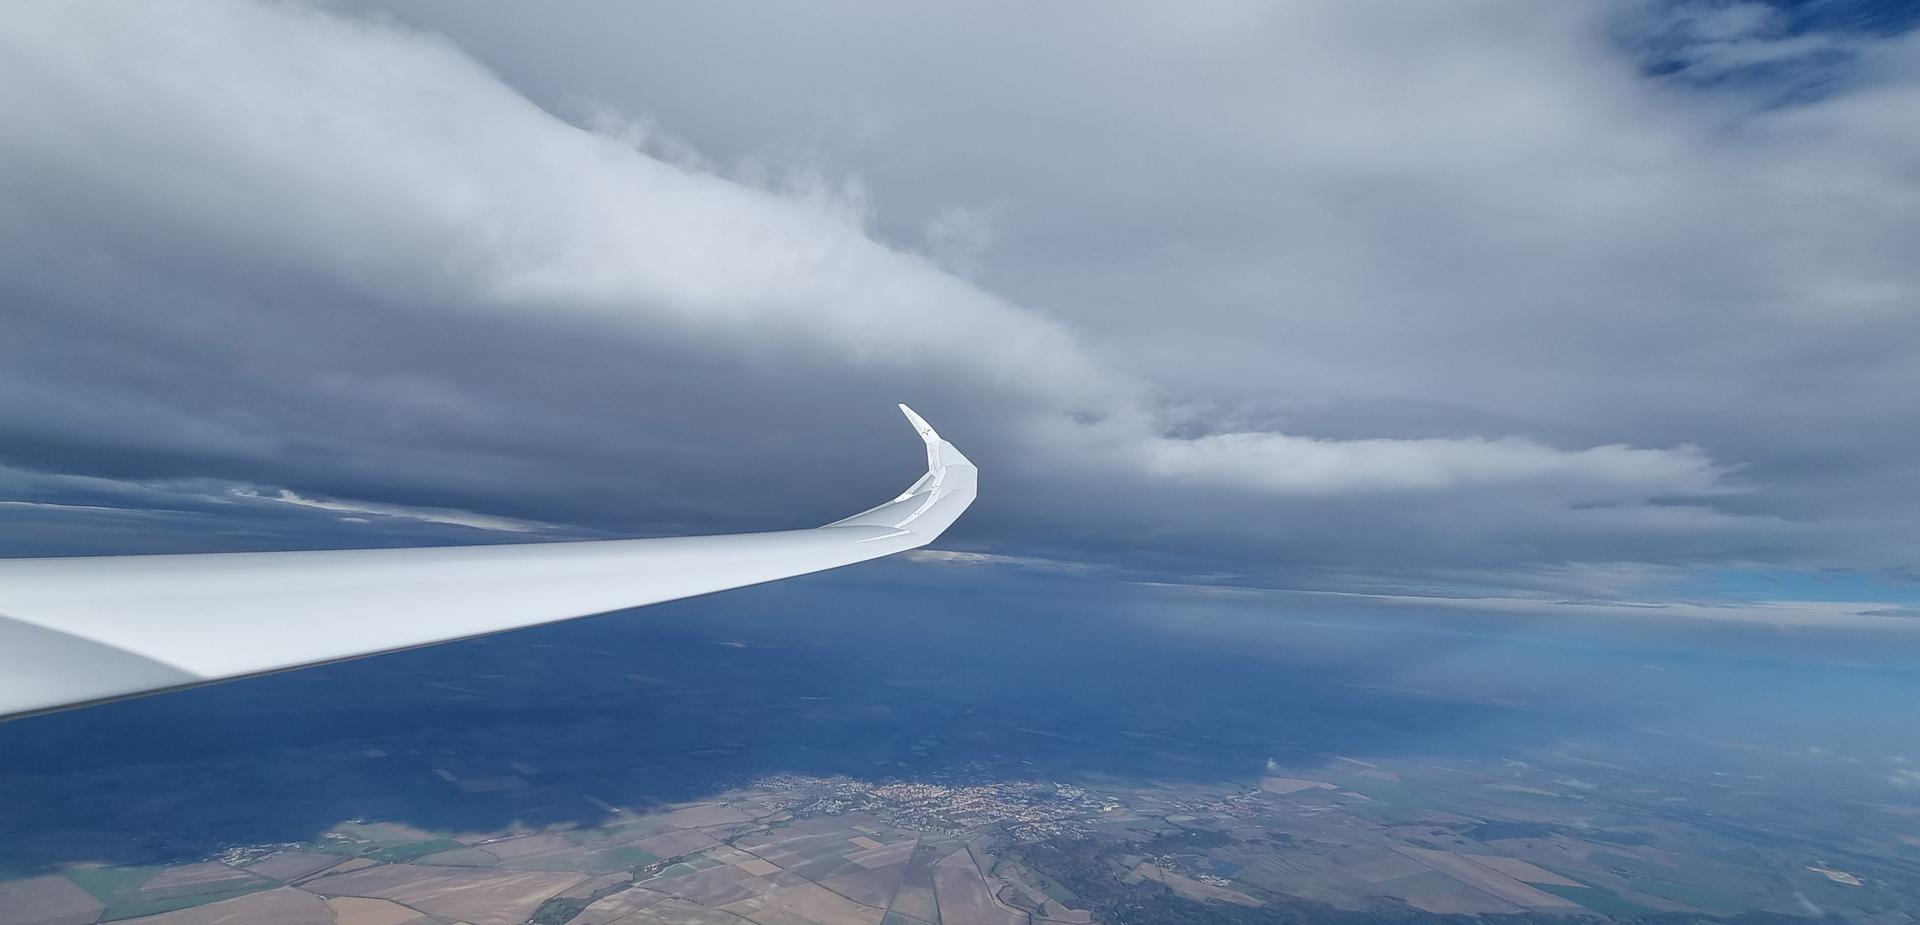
[{"left": 4, "top": 564, "right": 1919, "bottom": 925}]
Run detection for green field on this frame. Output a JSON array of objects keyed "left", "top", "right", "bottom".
[
  {"left": 368, "top": 838, "right": 465, "bottom": 862},
  {"left": 1633, "top": 878, "right": 1754, "bottom": 912},
  {"left": 1534, "top": 883, "right": 1655, "bottom": 918},
  {"left": 65, "top": 866, "right": 159, "bottom": 905},
  {"left": 98, "top": 882, "right": 273, "bottom": 923},
  {"left": 65, "top": 866, "right": 274, "bottom": 922}
]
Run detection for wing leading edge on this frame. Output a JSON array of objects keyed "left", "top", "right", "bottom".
[{"left": 0, "top": 405, "right": 977, "bottom": 722}]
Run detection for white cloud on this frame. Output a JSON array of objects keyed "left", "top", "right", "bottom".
[
  {"left": 923, "top": 205, "right": 997, "bottom": 276},
  {"left": 230, "top": 488, "right": 559, "bottom": 534},
  {"left": 0, "top": 0, "right": 1731, "bottom": 507},
  {"left": 3, "top": 0, "right": 1918, "bottom": 592},
  {"left": 1143, "top": 580, "right": 1920, "bottom": 630},
  {"left": 1139, "top": 432, "right": 1725, "bottom": 499}
]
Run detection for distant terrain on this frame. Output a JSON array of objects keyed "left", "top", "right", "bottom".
[{"left": 2, "top": 571, "right": 1917, "bottom": 924}]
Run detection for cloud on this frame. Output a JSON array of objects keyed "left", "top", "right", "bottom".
[
  {"left": 1855, "top": 607, "right": 1920, "bottom": 619},
  {"left": 1138, "top": 432, "right": 1725, "bottom": 499},
  {"left": 902, "top": 549, "right": 1100, "bottom": 575},
  {"left": 230, "top": 488, "right": 560, "bottom": 534},
  {"left": 0, "top": 461, "right": 561, "bottom": 557},
  {"left": 0, "top": 4, "right": 1722, "bottom": 487},
  {"left": 923, "top": 205, "right": 997, "bottom": 277},
  {"left": 0, "top": 0, "right": 1915, "bottom": 602},
  {"left": 1133, "top": 579, "right": 1920, "bottom": 633}
]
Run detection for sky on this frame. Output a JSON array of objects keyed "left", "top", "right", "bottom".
[{"left": 0, "top": 0, "right": 1917, "bottom": 623}]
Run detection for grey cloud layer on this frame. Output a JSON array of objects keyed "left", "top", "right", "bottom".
[{"left": 1, "top": 1, "right": 1915, "bottom": 600}]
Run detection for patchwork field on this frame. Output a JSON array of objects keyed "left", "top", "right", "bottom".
[{"left": 8, "top": 736, "right": 1920, "bottom": 925}]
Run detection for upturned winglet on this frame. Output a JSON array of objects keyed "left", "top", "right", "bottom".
[{"left": 827, "top": 405, "right": 978, "bottom": 541}]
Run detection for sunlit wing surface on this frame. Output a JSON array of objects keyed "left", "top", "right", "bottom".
[{"left": 0, "top": 405, "right": 976, "bottom": 722}]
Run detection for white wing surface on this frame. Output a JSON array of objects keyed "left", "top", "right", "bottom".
[{"left": 0, "top": 406, "right": 976, "bottom": 721}]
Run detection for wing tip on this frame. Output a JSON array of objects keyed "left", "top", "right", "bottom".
[
  {"left": 898, "top": 403, "right": 939, "bottom": 444},
  {"left": 827, "top": 404, "right": 976, "bottom": 535}
]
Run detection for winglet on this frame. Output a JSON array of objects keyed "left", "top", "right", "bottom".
[
  {"left": 899, "top": 403, "right": 943, "bottom": 475},
  {"left": 825, "top": 405, "right": 977, "bottom": 540}
]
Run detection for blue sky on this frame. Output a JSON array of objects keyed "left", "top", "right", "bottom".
[{"left": 1, "top": 0, "right": 1918, "bottom": 624}]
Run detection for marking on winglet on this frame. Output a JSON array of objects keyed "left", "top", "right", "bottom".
[
  {"left": 893, "top": 404, "right": 948, "bottom": 524},
  {"left": 898, "top": 404, "right": 939, "bottom": 443}
]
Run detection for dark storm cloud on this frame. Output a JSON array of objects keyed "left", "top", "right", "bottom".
[{"left": 0, "top": 1, "right": 1916, "bottom": 612}]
